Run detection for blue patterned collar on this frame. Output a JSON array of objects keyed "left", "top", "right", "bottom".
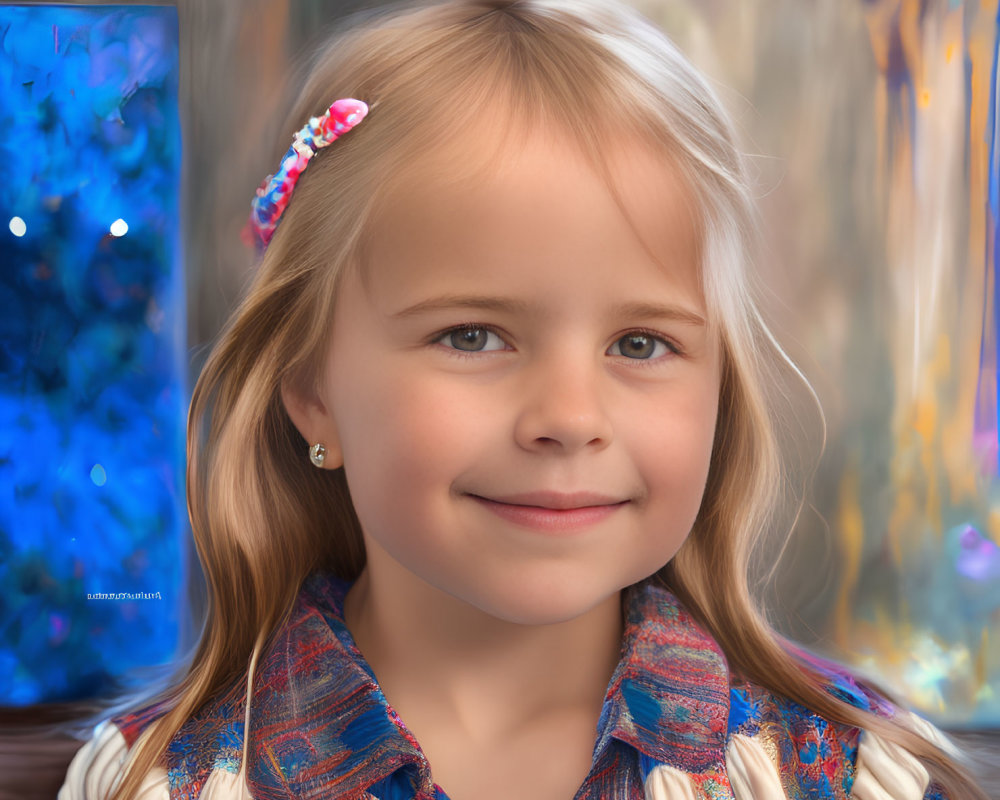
[{"left": 234, "top": 572, "right": 732, "bottom": 799}]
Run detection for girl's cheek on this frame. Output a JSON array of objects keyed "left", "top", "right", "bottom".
[{"left": 336, "top": 366, "right": 492, "bottom": 464}]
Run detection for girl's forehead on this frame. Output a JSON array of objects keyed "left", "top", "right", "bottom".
[{"left": 363, "top": 123, "right": 703, "bottom": 300}]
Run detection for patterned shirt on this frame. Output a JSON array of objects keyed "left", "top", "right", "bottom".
[{"left": 110, "top": 572, "right": 946, "bottom": 800}]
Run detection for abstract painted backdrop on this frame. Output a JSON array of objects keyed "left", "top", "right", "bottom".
[
  {"left": 630, "top": 0, "right": 1000, "bottom": 726},
  {"left": 0, "top": 5, "right": 183, "bottom": 705}
]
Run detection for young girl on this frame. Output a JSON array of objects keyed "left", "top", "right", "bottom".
[{"left": 59, "top": 1, "right": 989, "bottom": 798}]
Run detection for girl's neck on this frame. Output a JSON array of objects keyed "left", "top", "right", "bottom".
[{"left": 342, "top": 564, "right": 624, "bottom": 744}]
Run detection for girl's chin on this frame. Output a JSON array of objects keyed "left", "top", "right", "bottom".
[{"left": 441, "top": 581, "right": 626, "bottom": 627}]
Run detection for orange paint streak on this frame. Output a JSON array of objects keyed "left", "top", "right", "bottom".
[{"left": 834, "top": 464, "right": 864, "bottom": 649}]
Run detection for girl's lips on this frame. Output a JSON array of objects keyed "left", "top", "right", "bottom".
[
  {"left": 469, "top": 493, "right": 629, "bottom": 533},
  {"left": 474, "top": 490, "right": 627, "bottom": 509}
]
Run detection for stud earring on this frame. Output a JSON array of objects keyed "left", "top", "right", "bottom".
[{"left": 309, "top": 443, "right": 327, "bottom": 468}]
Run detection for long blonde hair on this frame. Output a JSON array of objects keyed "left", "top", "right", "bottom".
[{"left": 111, "top": 2, "right": 987, "bottom": 798}]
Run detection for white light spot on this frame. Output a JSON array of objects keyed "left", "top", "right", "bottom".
[
  {"left": 110, "top": 218, "right": 128, "bottom": 237},
  {"left": 9, "top": 216, "right": 26, "bottom": 237},
  {"left": 90, "top": 464, "right": 107, "bottom": 486}
]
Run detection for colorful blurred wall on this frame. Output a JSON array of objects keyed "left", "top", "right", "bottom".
[{"left": 631, "top": 0, "right": 1000, "bottom": 728}]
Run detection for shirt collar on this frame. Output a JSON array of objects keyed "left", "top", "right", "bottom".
[
  {"left": 600, "top": 578, "right": 731, "bottom": 774},
  {"left": 244, "top": 573, "right": 731, "bottom": 799},
  {"left": 246, "top": 573, "right": 432, "bottom": 799}
]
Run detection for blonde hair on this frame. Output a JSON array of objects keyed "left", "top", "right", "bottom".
[{"left": 110, "top": 1, "right": 986, "bottom": 798}]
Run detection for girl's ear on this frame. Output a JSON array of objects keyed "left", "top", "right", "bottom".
[{"left": 280, "top": 374, "right": 344, "bottom": 470}]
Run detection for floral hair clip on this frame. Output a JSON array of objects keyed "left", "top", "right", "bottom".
[{"left": 245, "top": 97, "right": 370, "bottom": 251}]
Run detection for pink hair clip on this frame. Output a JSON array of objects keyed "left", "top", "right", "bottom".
[{"left": 245, "top": 98, "right": 370, "bottom": 251}]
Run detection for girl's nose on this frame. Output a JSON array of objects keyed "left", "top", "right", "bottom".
[{"left": 512, "top": 357, "right": 614, "bottom": 454}]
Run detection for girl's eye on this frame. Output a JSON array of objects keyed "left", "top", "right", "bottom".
[
  {"left": 436, "top": 326, "right": 508, "bottom": 353},
  {"left": 607, "top": 333, "right": 674, "bottom": 360},
  {"left": 433, "top": 327, "right": 674, "bottom": 358}
]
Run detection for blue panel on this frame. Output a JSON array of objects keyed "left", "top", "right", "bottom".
[{"left": 0, "top": 5, "right": 183, "bottom": 704}]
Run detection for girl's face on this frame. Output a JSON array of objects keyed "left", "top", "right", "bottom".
[{"left": 286, "top": 126, "right": 721, "bottom": 625}]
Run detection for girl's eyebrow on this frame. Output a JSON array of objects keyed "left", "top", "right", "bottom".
[
  {"left": 392, "top": 294, "right": 706, "bottom": 327},
  {"left": 391, "top": 294, "right": 529, "bottom": 318},
  {"left": 614, "top": 301, "right": 706, "bottom": 327}
]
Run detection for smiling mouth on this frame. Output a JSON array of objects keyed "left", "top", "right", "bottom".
[
  {"left": 466, "top": 492, "right": 629, "bottom": 533},
  {"left": 468, "top": 490, "right": 629, "bottom": 510}
]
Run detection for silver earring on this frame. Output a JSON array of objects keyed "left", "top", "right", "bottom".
[{"left": 309, "top": 443, "right": 327, "bottom": 468}]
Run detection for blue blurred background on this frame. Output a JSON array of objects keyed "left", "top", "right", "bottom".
[{"left": 0, "top": 5, "right": 184, "bottom": 704}]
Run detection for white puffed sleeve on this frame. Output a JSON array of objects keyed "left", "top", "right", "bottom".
[
  {"left": 200, "top": 768, "right": 254, "bottom": 799},
  {"left": 851, "top": 727, "right": 930, "bottom": 800},
  {"left": 61, "top": 644, "right": 263, "bottom": 800},
  {"left": 57, "top": 719, "right": 252, "bottom": 800},
  {"left": 643, "top": 763, "right": 701, "bottom": 800},
  {"left": 57, "top": 720, "right": 168, "bottom": 800},
  {"left": 726, "top": 732, "right": 787, "bottom": 800}
]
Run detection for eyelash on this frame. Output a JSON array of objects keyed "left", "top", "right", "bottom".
[{"left": 431, "top": 324, "right": 683, "bottom": 362}]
